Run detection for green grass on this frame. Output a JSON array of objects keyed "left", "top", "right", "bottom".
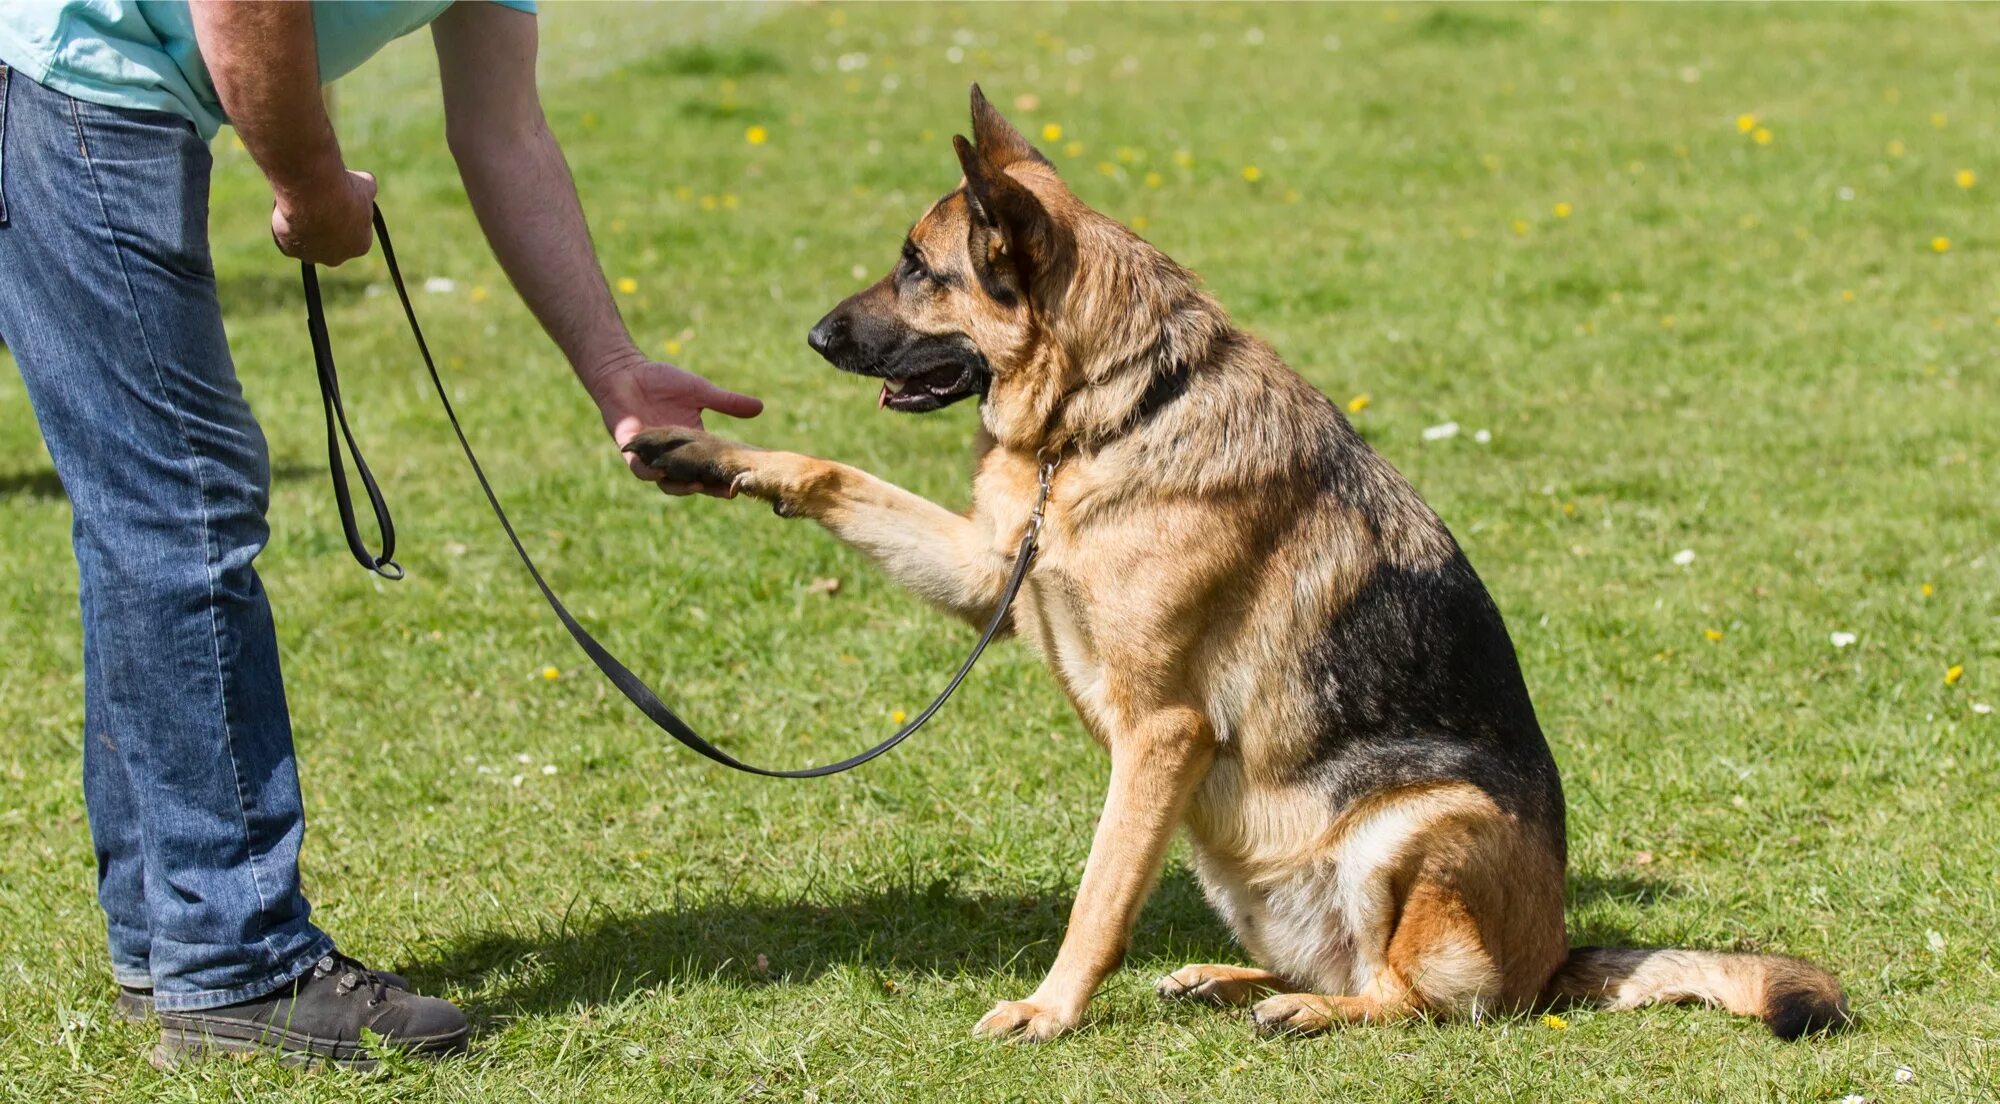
[{"left": 2, "top": 2, "right": 1996, "bottom": 1100}]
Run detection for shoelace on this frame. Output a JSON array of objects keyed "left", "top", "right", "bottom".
[{"left": 316, "top": 954, "right": 392, "bottom": 1008}]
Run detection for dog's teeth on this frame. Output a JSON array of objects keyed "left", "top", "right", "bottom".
[{"left": 886, "top": 379, "right": 908, "bottom": 394}]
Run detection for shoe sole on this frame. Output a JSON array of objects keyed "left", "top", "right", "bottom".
[
  {"left": 151, "top": 1020, "right": 467, "bottom": 1072},
  {"left": 114, "top": 992, "right": 153, "bottom": 1025}
]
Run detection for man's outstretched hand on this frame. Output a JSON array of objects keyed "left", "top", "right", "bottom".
[{"left": 588, "top": 357, "right": 764, "bottom": 495}]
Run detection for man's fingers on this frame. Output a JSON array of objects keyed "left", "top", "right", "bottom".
[{"left": 702, "top": 384, "right": 765, "bottom": 420}]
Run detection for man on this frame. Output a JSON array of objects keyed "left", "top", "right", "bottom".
[{"left": 0, "top": 1, "right": 757, "bottom": 1067}]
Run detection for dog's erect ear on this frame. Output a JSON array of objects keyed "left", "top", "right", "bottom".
[
  {"left": 953, "top": 133, "right": 1062, "bottom": 294},
  {"left": 968, "top": 83, "right": 1051, "bottom": 170}
]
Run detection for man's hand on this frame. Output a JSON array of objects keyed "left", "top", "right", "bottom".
[
  {"left": 271, "top": 169, "right": 378, "bottom": 267},
  {"left": 587, "top": 357, "right": 764, "bottom": 495}
]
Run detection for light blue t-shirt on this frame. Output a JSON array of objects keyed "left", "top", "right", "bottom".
[{"left": 0, "top": 1, "right": 535, "bottom": 139}]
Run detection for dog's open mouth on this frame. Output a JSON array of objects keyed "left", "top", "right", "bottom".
[{"left": 878, "top": 360, "right": 986, "bottom": 413}]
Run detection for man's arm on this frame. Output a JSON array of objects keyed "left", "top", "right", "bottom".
[
  {"left": 432, "top": 3, "right": 760, "bottom": 489},
  {"left": 188, "top": 1, "right": 377, "bottom": 265}
]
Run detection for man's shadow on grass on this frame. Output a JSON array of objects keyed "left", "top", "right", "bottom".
[{"left": 411, "top": 864, "right": 1675, "bottom": 1022}]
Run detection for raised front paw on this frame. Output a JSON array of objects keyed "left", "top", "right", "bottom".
[
  {"left": 971, "top": 997, "right": 1081, "bottom": 1043},
  {"left": 622, "top": 426, "right": 744, "bottom": 491}
]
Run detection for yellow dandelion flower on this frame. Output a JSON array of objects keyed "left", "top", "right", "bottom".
[
  {"left": 1553, "top": 202, "right": 1573, "bottom": 219},
  {"left": 1241, "top": 165, "right": 1263, "bottom": 183},
  {"left": 722, "top": 193, "right": 741, "bottom": 209},
  {"left": 1931, "top": 236, "right": 1950, "bottom": 254},
  {"left": 1097, "top": 161, "right": 1117, "bottom": 177},
  {"left": 1041, "top": 123, "right": 1064, "bottom": 143},
  {"left": 1116, "top": 146, "right": 1138, "bottom": 164},
  {"left": 1930, "top": 112, "right": 1948, "bottom": 129},
  {"left": 1752, "top": 127, "right": 1773, "bottom": 146},
  {"left": 1131, "top": 215, "right": 1150, "bottom": 231},
  {"left": 891, "top": 709, "right": 909, "bottom": 724},
  {"left": 1172, "top": 149, "right": 1195, "bottom": 169},
  {"left": 1511, "top": 218, "right": 1531, "bottom": 237},
  {"left": 1542, "top": 1014, "right": 1569, "bottom": 1030},
  {"left": 674, "top": 185, "right": 693, "bottom": 202},
  {"left": 615, "top": 277, "right": 638, "bottom": 294},
  {"left": 1887, "top": 139, "right": 1906, "bottom": 158},
  {"left": 1063, "top": 140, "right": 1085, "bottom": 158},
  {"left": 1922, "top": 582, "right": 1935, "bottom": 598},
  {"left": 1481, "top": 153, "right": 1501, "bottom": 171},
  {"left": 1561, "top": 501, "right": 1577, "bottom": 516},
  {"left": 470, "top": 285, "right": 489, "bottom": 304},
  {"left": 1704, "top": 628, "right": 1724, "bottom": 642},
  {"left": 1736, "top": 113, "right": 1757, "bottom": 134},
  {"left": 541, "top": 666, "right": 561, "bottom": 681},
  {"left": 826, "top": 8, "right": 845, "bottom": 26},
  {"left": 1945, "top": 665, "right": 1964, "bottom": 686},
  {"left": 1283, "top": 189, "right": 1302, "bottom": 204},
  {"left": 1840, "top": 289, "right": 1855, "bottom": 303},
  {"left": 699, "top": 194, "right": 719, "bottom": 211},
  {"left": 1346, "top": 393, "right": 1371, "bottom": 413},
  {"left": 230, "top": 135, "right": 247, "bottom": 152},
  {"left": 1955, "top": 169, "right": 1976, "bottom": 189},
  {"left": 745, "top": 124, "right": 769, "bottom": 145},
  {"left": 663, "top": 339, "right": 683, "bottom": 357},
  {"left": 581, "top": 111, "right": 600, "bottom": 132},
  {"left": 1143, "top": 171, "right": 1164, "bottom": 189},
  {"left": 1661, "top": 314, "right": 1677, "bottom": 329}
]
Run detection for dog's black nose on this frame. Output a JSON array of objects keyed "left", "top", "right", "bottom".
[{"left": 807, "top": 312, "right": 847, "bottom": 359}]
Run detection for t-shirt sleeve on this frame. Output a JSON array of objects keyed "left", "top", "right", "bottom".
[{"left": 487, "top": 1, "right": 537, "bottom": 12}]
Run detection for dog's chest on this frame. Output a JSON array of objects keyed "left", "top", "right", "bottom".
[{"left": 1019, "top": 566, "right": 1119, "bottom": 741}]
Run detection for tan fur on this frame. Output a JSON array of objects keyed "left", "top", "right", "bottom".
[{"left": 624, "top": 88, "right": 1848, "bottom": 1043}]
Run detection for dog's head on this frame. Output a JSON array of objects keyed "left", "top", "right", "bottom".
[
  {"left": 810, "top": 85, "right": 1210, "bottom": 439},
  {"left": 807, "top": 84, "right": 1068, "bottom": 414}
]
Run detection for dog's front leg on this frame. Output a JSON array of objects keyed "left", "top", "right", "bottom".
[
  {"left": 974, "top": 707, "right": 1215, "bottom": 1042},
  {"left": 625, "top": 427, "right": 1014, "bottom": 626}
]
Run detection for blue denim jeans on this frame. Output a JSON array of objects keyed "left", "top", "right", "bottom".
[{"left": 0, "top": 68, "right": 333, "bottom": 1011}]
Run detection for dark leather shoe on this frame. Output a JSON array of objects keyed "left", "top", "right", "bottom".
[
  {"left": 117, "top": 967, "right": 411, "bottom": 1025},
  {"left": 152, "top": 953, "right": 463, "bottom": 1070}
]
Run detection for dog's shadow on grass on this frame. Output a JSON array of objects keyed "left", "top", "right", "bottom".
[
  {"left": 411, "top": 866, "right": 1239, "bottom": 1021},
  {"left": 413, "top": 864, "right": 1672, "bottom": 1023}
]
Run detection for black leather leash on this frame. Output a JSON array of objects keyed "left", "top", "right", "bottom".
[{"left": 303, "top": 205, "right": 1052, "bottom": 778}]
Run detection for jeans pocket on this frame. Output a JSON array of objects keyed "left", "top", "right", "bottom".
[{"left": 1, "top": 64, "right": 11, "bottom": 226}]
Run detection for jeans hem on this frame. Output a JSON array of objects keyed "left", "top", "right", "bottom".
[
  {"left": 148, "top": 930, "right": 334, "bottom": 1013},
  {"left": 112, "top": 969, "right": 153, "bottom": 989}
]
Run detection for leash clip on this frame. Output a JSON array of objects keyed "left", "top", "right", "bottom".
[{"left": 1027, "top": 453, "right": 1060, "bottom": 540}]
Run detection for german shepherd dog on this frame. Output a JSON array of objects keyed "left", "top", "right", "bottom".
[{"left": 626, "top": 87, "right": 1849, "bottom": 1042}]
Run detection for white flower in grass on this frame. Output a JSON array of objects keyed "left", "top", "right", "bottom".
[
  {"left": 1972, "top": 702, "right": 1993, "bottom": 715},
  {"left": 1840, "top": 1096, "right": 1869, "bottom": 1104},
  {"left": 1894, "top": 1065, "right": 1916, "bottom": 1084},
  {"left": 1829, "top": 631, "right": 1857, "bottom": 648},
  {"left": 1421, "top": 421, "right": 1460, "bottom": 441},
  {"left": 1925, "top": 930, "right": 1945, "bottom": 952},
  {"left": 1473, "top": 428, "right": 1492, "bottom": 444},
  {"left": 1672, "top": 548, "right": 1697, "bottom": 566},
  {"left": 541, "top": 764, "right": 558, "bottom": 776},
  {"left": 422, "top": 276, "right": 457, "bottom": 294}
]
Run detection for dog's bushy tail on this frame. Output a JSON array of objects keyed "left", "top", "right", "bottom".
[{"left": 1545, "top": 946, "right": 1851, "bottom": 1039}]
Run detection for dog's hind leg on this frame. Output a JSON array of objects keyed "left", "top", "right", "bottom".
[{"left": 1155, "top": 964, "right": 1287, "bottom": 1007}]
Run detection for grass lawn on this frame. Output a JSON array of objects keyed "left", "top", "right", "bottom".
[{"left": 2, "top": 2, "right": 1995, "bottom": 1100}]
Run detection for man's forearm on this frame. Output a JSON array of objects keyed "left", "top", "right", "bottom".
[
  {"left": 451, "top": 115, "right": 641, "bottom": 383},
  {"left": 188, "top": 1, "right": 343, "bottom": 200}
]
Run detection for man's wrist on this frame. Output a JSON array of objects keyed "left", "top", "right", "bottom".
[
  {"left": 577, "top": 343, "right": 648, "bottom": 390},
  {"left": 264, "top": 148, "right": 352, "bottom": 209}
]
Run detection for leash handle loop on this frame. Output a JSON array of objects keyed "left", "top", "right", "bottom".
[
  {"left": 304, "top": 205, "right": 1042, "bottom": 778},
  {"left": 304, "top": 259, "right": 402, "bottom": 579}
]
